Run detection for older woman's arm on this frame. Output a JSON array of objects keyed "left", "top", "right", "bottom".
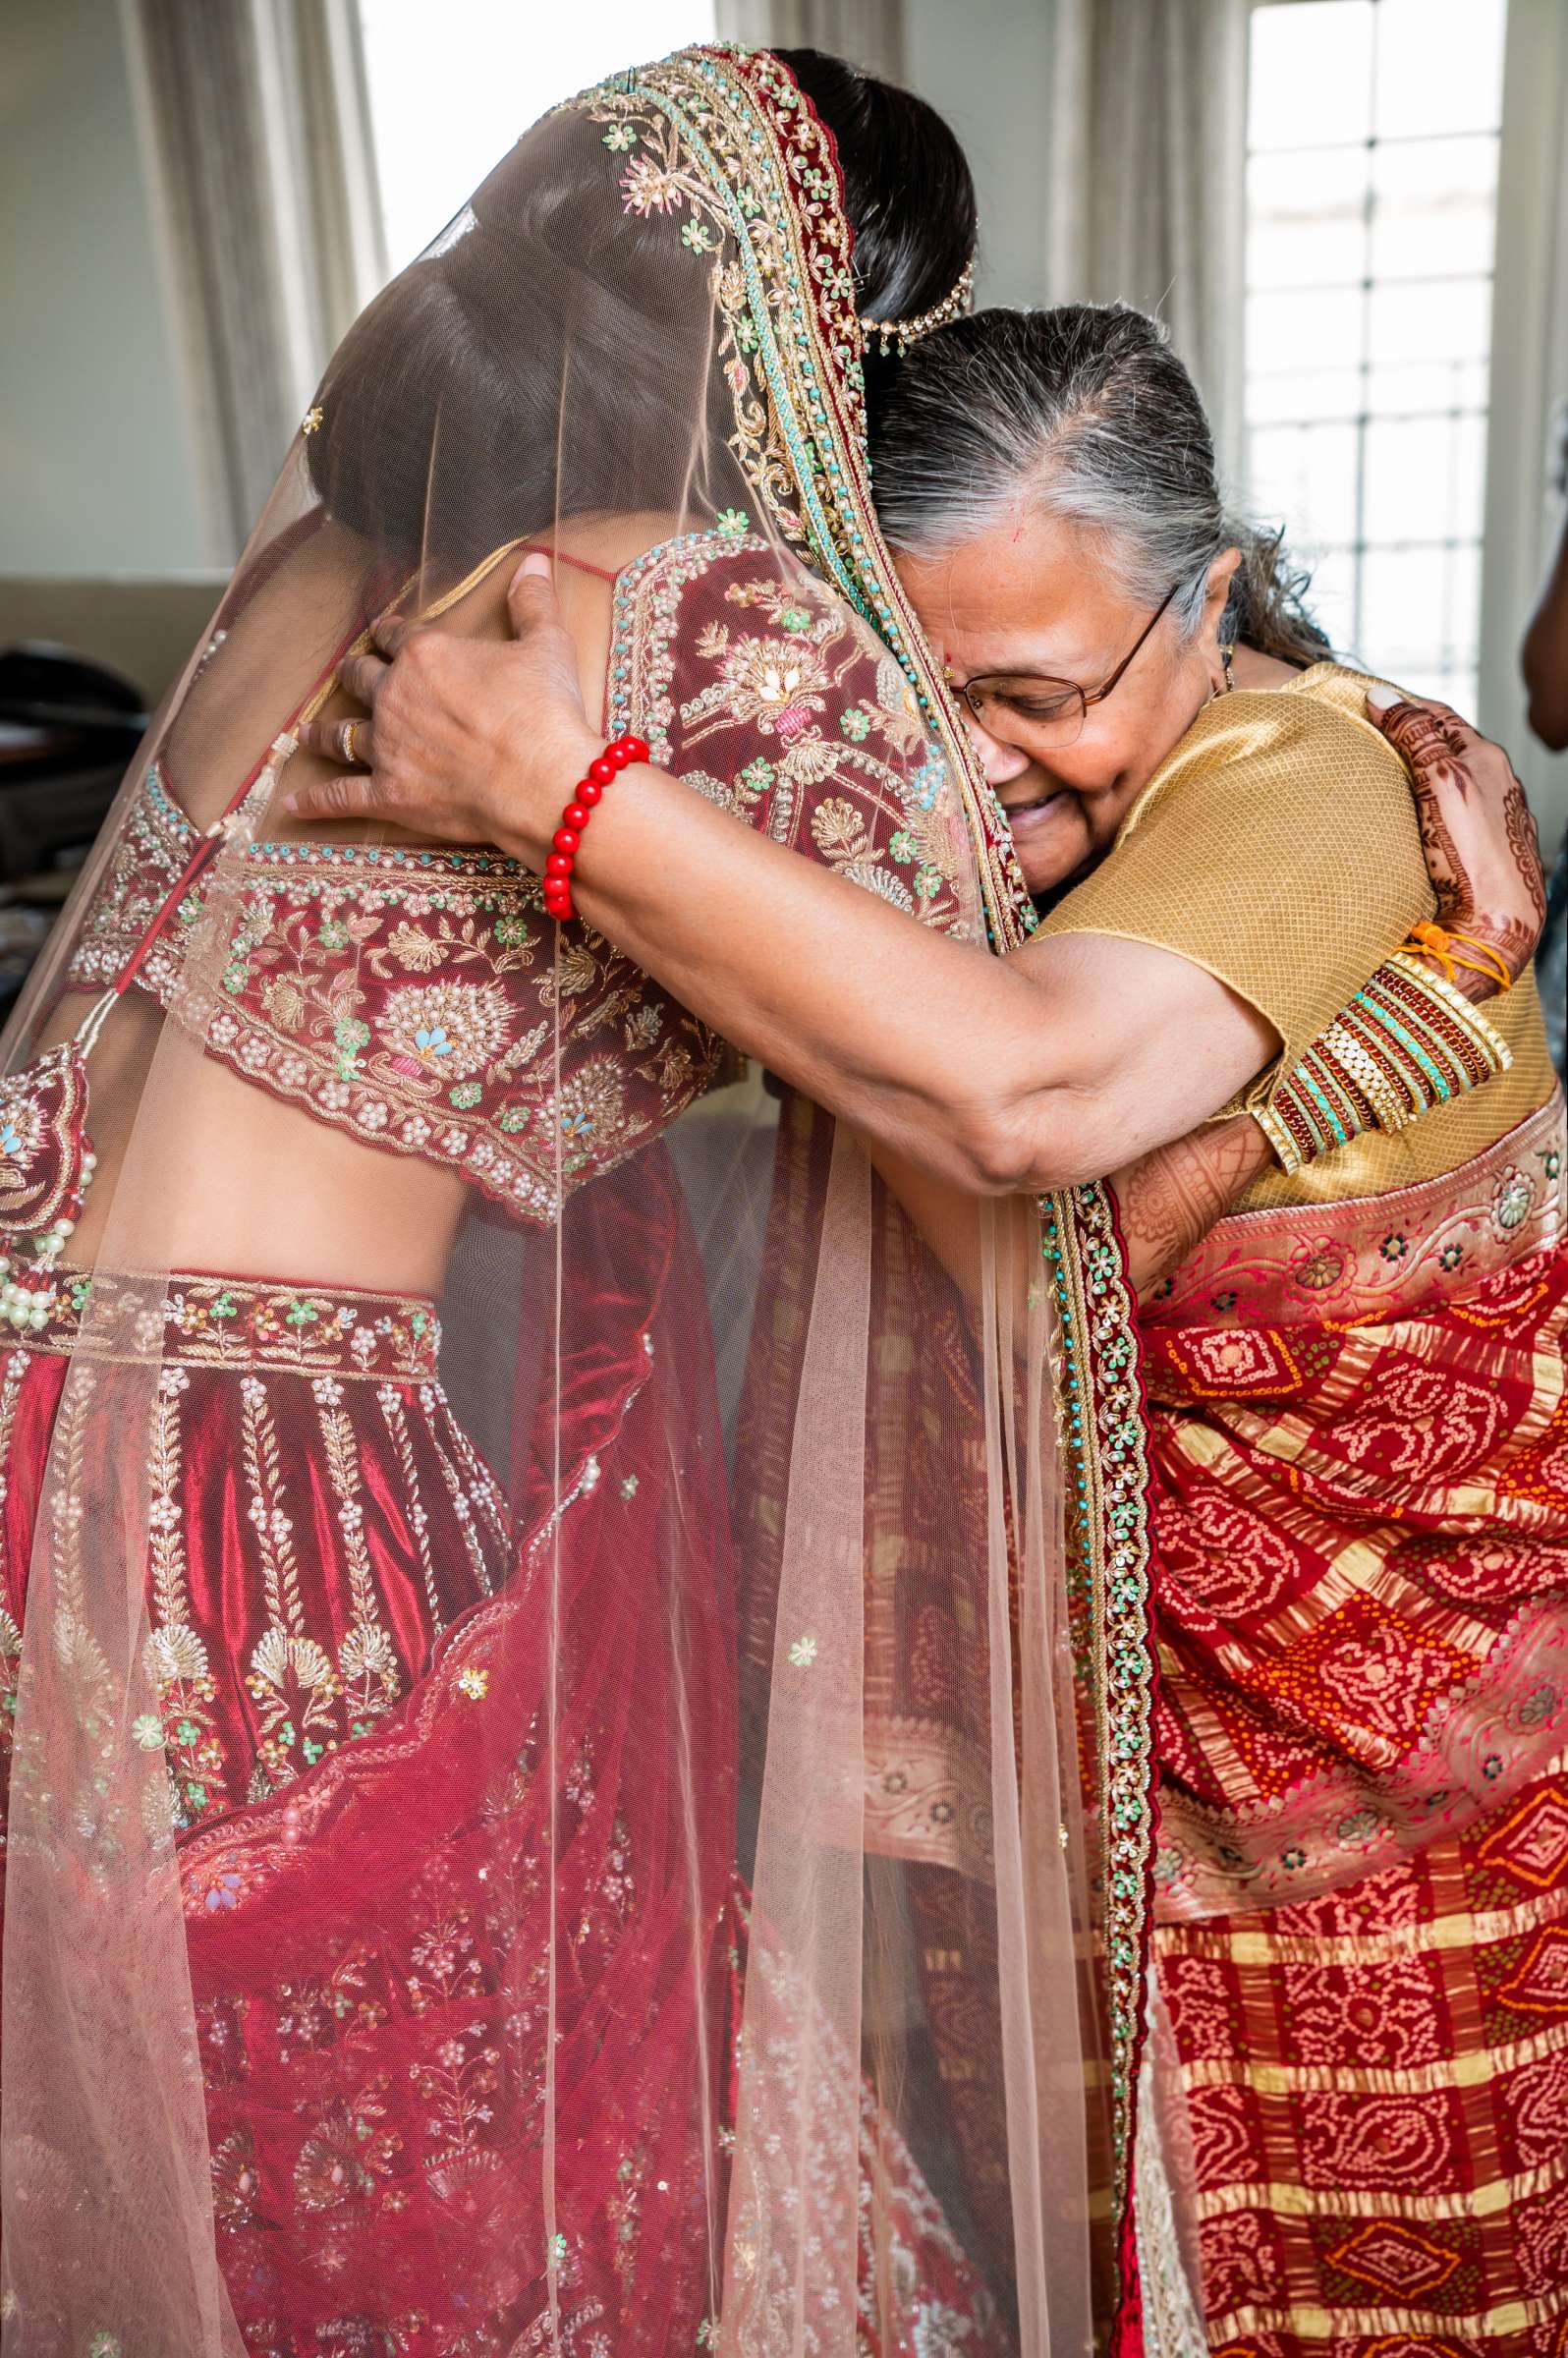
[
  {"left": 294, "top": 649, "right": 1263, "bottom": 1189},
  {"left": 288, "top": 560, "right": 1540, "bottom": 1198}
]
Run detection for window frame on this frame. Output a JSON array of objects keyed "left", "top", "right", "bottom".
[{"left": 1244, "top": 0, "right": 1568, "bottom": 855}]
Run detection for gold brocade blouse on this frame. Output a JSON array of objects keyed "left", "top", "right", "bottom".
[{"left": 1036, "top": 660, "right": 1557, "bottom": 1211}]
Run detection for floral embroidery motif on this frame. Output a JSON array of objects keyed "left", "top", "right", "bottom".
[
  {"left": 608, "top": 535, "right": 981, "bottom": 945},
  {"left": 243, "top": 1374, "right": 343, "bottom": 1783},
  {"left": 144, "top": 1365, "right": 226, "bottom": 1826},
  {"left": 378, "top": 978, "right": 514, "bottom": 1079},
  {"left": 619, "top": 151, "right": 693, "bottom": 218},
  {"left": 16, "top": 1267, "right": 442, "bottom": 1381},
  {"left": 311, "top": 1374, "right": 402, "bottom": 1736},
  {"left": 1042, "top": 1179, "right": 1159, "bottom": 2230},
  {"left": 61, "top": 762, "right": 723, "bottom": 1226},
  {"left": 1495, "top": 1163, "right": 1537, "bottom": 1231}
]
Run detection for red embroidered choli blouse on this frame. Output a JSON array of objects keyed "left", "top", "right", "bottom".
[{"left": 60, "top": 532, "right": 988, "bottom": 1222}]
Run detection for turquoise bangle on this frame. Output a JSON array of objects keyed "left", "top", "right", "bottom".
[
  {"left": 1298, "top": 1063, "right": 1351, "bottom": 1149},
  {"left": 1352, "top": 992, "right": 1455, "bottom": 1104}
]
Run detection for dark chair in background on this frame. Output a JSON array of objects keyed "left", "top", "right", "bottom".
[{"left": 0, "top": 643, "right": 148, "bottom": 1015}]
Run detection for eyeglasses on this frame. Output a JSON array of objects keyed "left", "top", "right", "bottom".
[{"left": 948, "top": 581, "right": 1182, "bottom": 750}]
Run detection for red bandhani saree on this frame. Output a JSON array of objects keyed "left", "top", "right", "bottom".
[{"left": 1137, "top": 1095, "right": 1568, "bottom": 2356}]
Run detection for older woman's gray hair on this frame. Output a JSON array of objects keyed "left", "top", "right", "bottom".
[{"left": 869, "top": 302, "right": 1328, "bottom": 669}]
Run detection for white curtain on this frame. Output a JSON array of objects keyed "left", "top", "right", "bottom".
[
  {"left": 124, "top": 0, "right": 385, "bottom": 562},
  {"left": 715, "top": 0, "right": 905, "bottom": 82},
  {"left": 1046, "top": 0, "right": 1249, "bottom": 481}
]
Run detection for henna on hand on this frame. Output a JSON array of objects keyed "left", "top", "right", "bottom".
[
  {"left": 1372, "top": 693, "right": 1546, "bottom": 999},
  {"left": 1113, "top": 1114, "right": 1272, "bottom": 1297},
  {"left": 1505, "top": 781, "right": 1547, "bottom": 927}
]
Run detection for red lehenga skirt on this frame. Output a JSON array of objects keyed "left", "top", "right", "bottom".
[
  {"left": 1138, "top": 1100, "right": 1568, "bottom": 2358},
  {"left": 0, "top": 1260, "right": 1000, "bottom": 2357}
]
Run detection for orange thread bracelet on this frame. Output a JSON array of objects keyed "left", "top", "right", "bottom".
[{"left": 1403, "top": 921, "right": 1513, "bottom": 993}]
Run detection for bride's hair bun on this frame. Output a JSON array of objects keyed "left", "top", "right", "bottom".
[
  {"left": 305, "top": 56, "right": 978, "bottom": 573},
  {"left": 776, "top": 49, "right": 977, "bottom": 427}
]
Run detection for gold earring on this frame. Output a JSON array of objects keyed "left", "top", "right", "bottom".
[{"left": 1219, "top": 643, "right": 1235, "bottom": 693}]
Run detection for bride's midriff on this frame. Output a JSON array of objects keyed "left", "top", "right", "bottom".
[
  {"left": 33, "top": 985, "right": 469, "bottom": 1297},
  {"left": 22, "top": 513, "right": 684, "bottom": 1297}
]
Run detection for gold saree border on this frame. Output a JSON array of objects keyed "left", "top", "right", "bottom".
[{"left": 1150, "top": 1092, "right": 1565, "bottom": 1332}]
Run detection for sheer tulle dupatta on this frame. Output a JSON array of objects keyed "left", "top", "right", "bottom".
[{"left": 0, "top": 47, "right": 1162, "bottom": 2356}]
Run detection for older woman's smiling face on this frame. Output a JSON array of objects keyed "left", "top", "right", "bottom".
[{"left": 895, "top": 506, "right": 1238, "bottom": 894}]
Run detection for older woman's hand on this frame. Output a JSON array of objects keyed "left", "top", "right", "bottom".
[
  {"left": 1366, "top": 684, "right": 1545, "bottom": 998},
  {"left": 287, "top": 554, "right": 598, "bottom": 861}
]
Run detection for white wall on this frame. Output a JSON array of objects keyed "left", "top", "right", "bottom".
[
  {"left": 0, "top": 0, "right": 209, "bottom": 577},
  {"left": 904, "top": 0, "right": 1056, "bottom": 309}
]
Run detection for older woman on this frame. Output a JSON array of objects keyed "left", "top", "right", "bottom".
[{"left": 296, "top": 298, "right": 1563, "bottom": 2355}]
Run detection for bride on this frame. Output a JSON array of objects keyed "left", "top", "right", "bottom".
[{"left": 0, "top": 42, "right": 1537, "bottom": 2358}]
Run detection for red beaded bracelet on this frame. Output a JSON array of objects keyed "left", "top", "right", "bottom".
[{"left": 539, "top": 730, "right": 649, "bottom": 924}]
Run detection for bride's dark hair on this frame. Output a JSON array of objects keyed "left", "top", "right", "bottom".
[
  {"left": 776, "top": 48, "right": 977, "bottom": 425},
  {"left": 305, "top": 52, "right": 976, "bottom": 572}
]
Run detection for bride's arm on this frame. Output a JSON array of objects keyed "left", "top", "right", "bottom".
[
  {"left": 1109, "top": 1115, "right": 1272, "bottom": 1292},
  {"left": 864, "top": 1111, "right": 1268, "bottom": 1314},
  {"left": 289, "top": 559, "right": 1540, "bottom": 1197}
]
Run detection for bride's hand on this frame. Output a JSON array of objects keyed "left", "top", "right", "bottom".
[
  {"left": 287, "top": 554, "right": 599, "bottom": 859},
  {"left": 1366, "top": 684, "right": 1545, "bottom": 999}
]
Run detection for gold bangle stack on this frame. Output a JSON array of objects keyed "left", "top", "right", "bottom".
[
  {"left": 1259, "top": 950, "right": 1513, "bottom": 1174},
  {"left": 1319, "top": 1021, "right": 1415, "bottom": 1134}
]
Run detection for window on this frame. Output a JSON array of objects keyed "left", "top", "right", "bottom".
[
  {"left": 1243, "top": 0, "right": 1508, "bottom": 710},
  {"left": 358, "top": 0, "right": 718, "bottom": 280}
]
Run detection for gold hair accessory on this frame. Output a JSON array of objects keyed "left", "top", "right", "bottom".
[
  {"left": 860, "top": 257, "right": 975, "bottom": 358},
  {"left": 302, "top": 404, "right": 324, "bottom": 436}
]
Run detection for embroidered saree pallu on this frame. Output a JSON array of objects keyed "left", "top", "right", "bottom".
[
  {"left": 0, "top": 42, "right": 1149, "bottom": 2358},
  {"left": 1139, "top": 1098, "right": 1568, "bottom": 2354}
]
